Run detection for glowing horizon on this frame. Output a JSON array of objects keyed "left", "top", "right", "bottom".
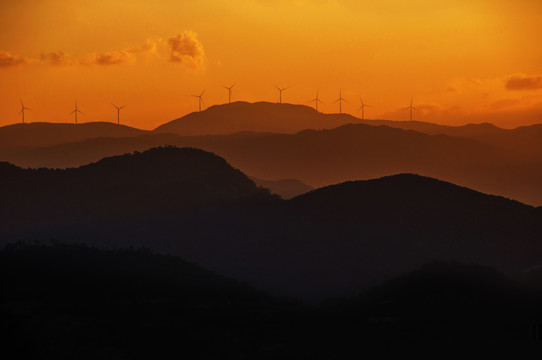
[{"left": 1, "top": 0, "right": 541, "bottom": 130}]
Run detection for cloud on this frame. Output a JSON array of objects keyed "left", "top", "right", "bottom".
[
  {"left": 4, "top": 34, "right": 205, "bottom": 69},
  {"left": 168, "top": 31, "right": 206, "bottom": 68},
  {"left": 505, "top": 74, "right": 542, "bottom": 91},
  {"left": 41, "top": 49, "right": 133, "bottom": 66},
  {"left": 40, "top": 51, "right": 74, "bottom": 66},
  {"left": 40, "top": 38, "right": 161, "bottom": 67},
  {"left": 85, "top": 51, "right": 132, "bottom": 66},
  {"left": 0, "top": 50, "right": 27, "bottom": 68},
  {"left": 126, "top": 38, "right": 160, "bottom": 54}
]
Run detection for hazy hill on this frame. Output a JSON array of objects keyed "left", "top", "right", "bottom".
[
  {"left": 250, "top": 176, "right": 314, "bottom": 199},
  {"left": 2, "top": 103, "right": 541, "bottom": 162},
  {"left": 2, "top": 122, "right": 541, "bottom": 205},
  {"left": 154, "top": 101, "right": 542, "bottom": 159},
  {"left": 358, "top": 119, "right": 504, "bottom": 137},
  {"left": 359, "top": 119, "right": 542, "bottom": 159},
  {"left": 0, "top": 146, "right": 273, "bottom": 226},
  {"left": 153, "top": 101, "right": 363, "bottom": 135},
  {"left": 0, "top": 121, "right": 147, "bottom": 149}
]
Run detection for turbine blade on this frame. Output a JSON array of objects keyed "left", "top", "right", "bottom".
[
  {"left": 201, "top": 89, "right": 206, "bottom": 96},
  {"left": 231, "top": 83, "right": 236, "bottom": 88}
]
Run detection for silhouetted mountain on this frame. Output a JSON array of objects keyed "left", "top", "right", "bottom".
[
  {"left": 360, "top": 119, "right": 542, "bottom": 160},
  {"left": 358, "top": 119, "right": 504, "bottom": 137},
  {"left": 0, "top": 146, "right": 274, "bottom": 227},
  {"left": 319, "top": 261, "right": 542, "bottom": 352},
  {"left": 250, "top": 176, "right": 314, "bottom": 199},
  {"left": 0, "top": 121, "right": 147, "bottom": 149},
  {"left": 154, "top": 101, "right": 542, "bottom": 160},
  {"left": 3, "top": 122, "right": 542, "bottom": 205},
  {"left": 0, "top": 242, "right": 292, "bottom": 359},
  {"left": 4, "top": 160, "right": 542, "bottom": 300},
  {"left": 154, "top": 101, "right": 363, "bottom": 135},
  {"left": 3, "top": 244, "right": 540, "bottom": 357}
]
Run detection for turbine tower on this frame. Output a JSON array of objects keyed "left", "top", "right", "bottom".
[
  {"left": 69, "top": 101, "right": 83, "bottom": 124},
  {"left": 192, "top": 89, "right": 205, "bottom": 112},
  {"left": 19, "top": 100, "right": 30, "bottom": 123},
  {"left": 358, "top": 97, "right": 370, "bottom": 120},
  {"left": 403, "top": 98, "right": 416, "bottom": 121},
  {"left": 310, "top": 89, "right": 323, "bottom": 112},
  {"left": 223, "top": 83, "right": 236, "bottom": 104},
  {"left": 333, "top": 89, "right": 348, "bottom": 114},
  {"left": 274, "top": 85, "right": 289, "bottom": 104},
  {"left": 112, "top": 104, "right": 127, "bottom": 124}
]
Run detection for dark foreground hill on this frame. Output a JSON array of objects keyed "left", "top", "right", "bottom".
[
  {"left": 3, "top": 148, "right": 542, "bottom": 300},
  {"left": 0, "top": 242, "right": 288, "bottom": 359},
  {"left": 0, "top": 146, "right": 274, "bottom": 226},
  {"left": 2, "top": 243, "right": 541, "bottom": 357}
]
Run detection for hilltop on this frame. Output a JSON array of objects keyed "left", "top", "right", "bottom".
[
  {"left": 0, "top": 121, "right": 147, "bottom": 149},
  {"left": 0, "top": 146, "right": 274, "bottom": 225},
  {"left": 153, "top": 101, "right": 363, "bottom": 135}
]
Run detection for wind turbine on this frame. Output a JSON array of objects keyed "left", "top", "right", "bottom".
[
  {"left": 310, "top": 89, "right": 323, "bottom": 112},
  {"left": 69, "top": 101, "right": 83, "bottom": 124},
  {"left": 274, "top": 85, "right": 289, "bottom": 104},
  {"left": 192, "top": 89, "right": 205, "bottom": 112},
  {"left": 112, "top": 104, "right": 126, "bottom": 124},
  {"left": 19, "top": 100, "right": 30, "bottom": 123},
  {"left": 358, "top": 97, "right": 370, "bottom": 120},
  {"left": 333, "top": 89, "right": 348, "bottom": 114},
  {"left": 403, "top": 98, "right": 416, "bottom": 121},
  {"left": 223, "top": 83, "right": 236, "bottom": 104}
]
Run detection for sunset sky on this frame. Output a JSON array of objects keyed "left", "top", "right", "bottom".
[{"left": 1, "top": 0, "right": 541, "bottom": 129}]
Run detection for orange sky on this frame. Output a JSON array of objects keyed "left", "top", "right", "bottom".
[{"left": 1, "top": 0, "right": 541, "bottom": 130}]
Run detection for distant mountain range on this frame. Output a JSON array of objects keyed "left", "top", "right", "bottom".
[
  {"left": 2, "top": 147, "right": 541, "bottom": 300},
  {"left": 1, "top": 102, "right": 541, "bottom": 205}
]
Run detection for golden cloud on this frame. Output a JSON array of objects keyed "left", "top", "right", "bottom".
[
  {"left": 168, "top": 31, "right": 206, "bottom": 68},
  {"left": 0, "top": 50, "right": 27, "bottom": 68},
  {"left": 506, "top": 74, "right": 542, "bottom": 91}
]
